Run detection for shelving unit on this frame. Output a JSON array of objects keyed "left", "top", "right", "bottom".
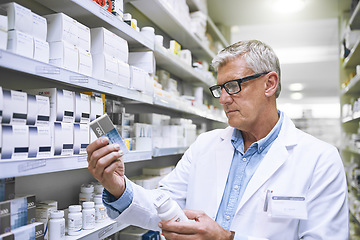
[{"left": 0, "top": 0, "right": 230, "bottom": 239}]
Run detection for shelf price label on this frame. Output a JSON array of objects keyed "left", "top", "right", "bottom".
[
  {"left": 98, "top": 223, "right": 114, "bottom": 238},
  {"left": 18, "top": 159, "right": 46, "bottom": 173},
  {"left": 69, "top": 75, "right": 89, "bottom": 84},
  {"left": 35, "top": 66, "right": 60, "bottom": 75},
  {"left": 98, "top": 80, "right": 113, "bottom": 89}
]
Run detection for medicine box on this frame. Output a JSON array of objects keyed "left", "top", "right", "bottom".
[
  {"left": 90, "top": 27, "right": 128, "bottom": 62},
  {"left": 1, "top": 124, "right": 29, "bottom": 160},
  {"left": 73, "top": 123, "right": 89, "bottom": 155},
  {"left": 130, "top": 66, "right": 147, "bottom": 92},
  {"left": 92, "top": 52, "right": 118, "bottom": 83},
  {"left": 32, "top": 12, "right": 47, "bottom": 41},
  {"left": 33, "top": 38, "right": 49, "bottom": 63},
  {"left": 44, "top": 12, "right": 78, "bottom": 46},
  {"left": 26, "top": 94, "right": 50, "bottom": 126},
  {"left": 35, "top": 203, "right": 56, "bottom": 240},
  {"left": 77, "top": 21, "right": 91, "bottom": 51},
  {"left": 116, "top": 60, "right": 130, "bottom": 88},
  {"left": 128, "top": 51, "right": 156, "bottom": 75},
  {"left": 118, "top": 225, "right": 149, "bottom": 240},
  {"left": 78, "top": 47, "right": 92, "bottom": 76},
  {"left": 0, "top": 178, "right": 15, "bottom": 202},
  {"left": 28, "top": 126, "right": 51, "bottom": 158},
  {"left": 0, "top": 2, "right": 32, "bottom": 35},
  {"left": 142, "top": 166, "right": 175, "bottom": 176},
  {"left": 169, "top": 40, "right": 181, "bottom": 56},
  {"left": 52, "top": 121, "right": 74, "bottom": 156},
  {"left": 133, "top": 137, "right": 152, "bottom": 151},
  {"left": 0, "top": 222, "right": 44, "bottom": 240},
  {"left": 25, "top": 88, "right": 75, "bottom": 123},
  {"left": 0, "top": 15, "right": 7, "bottom": 51},
  {"left": 112, "top": 0, "right": 124, "bottom": 19},
  {"left": 7, "top": 30, "right": 34, "bottom": 59},
  {"left": 74, "top": 92, "right": 90, "bottom": 123},
  {"left": 49, "top": 41, "right": 79, "bottom": 72}
]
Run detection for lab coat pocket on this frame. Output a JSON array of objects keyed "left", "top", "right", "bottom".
[{"left": 268, "top": 195, "right": 308, "bottom": 220}]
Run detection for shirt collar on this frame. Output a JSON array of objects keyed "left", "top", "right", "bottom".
[{"left": 231, "top": 110, "right": 284, "bottom": 154}]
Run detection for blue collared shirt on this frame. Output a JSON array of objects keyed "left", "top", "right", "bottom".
[{"left": 103, "top": 111, "right": 284, "bottom": 239}]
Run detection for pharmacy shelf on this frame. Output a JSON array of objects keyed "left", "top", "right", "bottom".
[
  {"left": 129, "top": 0, "right": 216, "bottom": 61},
  {"left": 0, "top": 151, "right": 152, "bottom": 178},
  {"left": 342, "top": 111, "right": 360, "bottom": 123},
  {"left": 153, "top": 94, "right": 227, "bottom": 123},
  {"left": 350, "top": 2, "right": 360, "bottom": 30},
  {"left": 66, "top": 218, "right": 129, "bottom": 240},
  {"left": 341, "top": 74, "right": 360, "bottom": 95},
  {"left": 153, "top": 147, "right": 188, "bottom": 157},
  {"left": 30, "top": 0, "right": 153, "bottom": 50},
  {"left": 0, "top": 50, "right": 153, "bottom": 104},
  {"left": 343, "top": 39, "right": 360, "bottom": 68},
  {"left": 154, "top": 44, "right": 216, "bottom": 88},
  {"left": 206, "top": 16, "right": 229, "bottom": 48}
]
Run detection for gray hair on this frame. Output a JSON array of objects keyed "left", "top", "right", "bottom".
[{"left": 212, "top": 40, "right": 281, "bottom": 98}]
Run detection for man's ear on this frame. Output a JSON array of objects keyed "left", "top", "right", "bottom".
[{"left": 264, "top": 72, "right": 279, "bottom": 97}]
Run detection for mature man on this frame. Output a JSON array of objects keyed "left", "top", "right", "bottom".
[{"left": 87, "top": 40, "right": 348, "bottom": 239}]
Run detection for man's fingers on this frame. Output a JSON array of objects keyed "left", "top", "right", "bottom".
[
  {"left": 183, "top": 209, "right": 205, "bottom": 221},
  {"left": 86, "top": 137, "right": 109, "bottom": 158},
  {"left": 92, "top": 151, "right": 122, "bottom": 177},
  {"left": 88, "top": 143, "right": 121, "bottom": 169}
]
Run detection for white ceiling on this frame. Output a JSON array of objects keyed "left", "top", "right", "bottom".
[{"left": 207, "top": 0, "right": 351, "bottom": 108}]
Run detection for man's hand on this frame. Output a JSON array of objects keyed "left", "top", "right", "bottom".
[
  {"left": 86, "top": 137, "right": 125, "bottom": 199},
  {"left": 159, "top": 209, "right": 234, "bottom": 240}
]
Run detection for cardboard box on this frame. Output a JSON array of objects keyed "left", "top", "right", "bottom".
[
  {"left": 116, "top": 60, "right": 130, "bottom": 88},
  {"left": 0, "top": 15, "right": 7, "bottom": 51},
  {"left": 1, "top": 124, "right": 29, "bottom": 160},
  {"left": 7, "top": 30, "right": 33, "bottom": 59},
  {"left": 74, "top": 92, "right": 90, "bottom": 123},
  {"left": 44, "top": 12, "right": 78, "bottom": 46},
  {"left": 52, "top": 122, "right": 74, "bottom": 156},
  {"left": 90, "top": 27, "right": 128, "bottom": 62},
  {"left": 33, "top": 38, "right": 49, "bottom": 63},
  {"left": 32, "top": 12, "right": 47, "bottom": 41},
  {"left": 130, "top": 66, "right": 146, "bottom": 92},
  {"left": 112, "top": 0, "right": 124, "bottom": 19},
  {"left": 35, "top": 204, "right": 56, "bottom": 240},
  {"left": 92, "top": 52, "right": 118, "bottom": 83},
  {"left": 0, "top": 14, "right": 8, "bottom": 32},
  {"left": 0, "top": 2, "right": 32, "bottom": 35},
  {"left": 78, "top": 47, "right": 92, "bottom": 76},
  {"left": 26, "top": 94, "right": 50, "bottom": 126},
  {"left": 77, "top": 21, "right": 90, "bottom": 51},
  {"left": 128, "top": 51, "right": 156, "bottom": 74},
  {"left": 49, "top": 41, "right": 79, "bottom": 72},
  {"left": 25, "top": 88, "right": 75, "bottom": 123},
  {"left": 142, "top": 166, "right": 174, "bottom": 176},
  {"left": 82, "top": 92, "right": 105, "bottom": 120},
  {"left": 2, "top": 89, "right": 27, "bottom": 125},
  {"left": 28, "top": 126, "right": 51, "bottom": 158},
  {"left": 0, "top": 222, "right": 44, "bottom": 240},
  {"left": 73, "top": 123, "right": 89, "bottom": 155}
]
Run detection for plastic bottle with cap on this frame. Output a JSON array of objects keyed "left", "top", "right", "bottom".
[
  {"left": 48, "top": 210, "right": 65, "bottom": 240},
  {"left": 82, "top": 201, "right": 95, "bottom": 230},
  {"left": 154, "top": 192, "right": 188, "bottom": 222},
  {"left": 79, "top": 184, "right": 94, "bottom": 205},
  {"left": 68, "top": 205, "right": 82, "bottom": 236},
  {"left": 94, "top": 197, "right": 107, "bottom": 223}
]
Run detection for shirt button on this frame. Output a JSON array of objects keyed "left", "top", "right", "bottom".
[
  {"left": 242, "top": 157, "right": 247, "bottom": 162},
  {"left": 260, "top": 147, "right": 263, "bottom": 150},
  {"left": 226, "top": 215, "right": 231, "bottom": 220},
  {"left": 234, "top": 185, "right": 239, "bottom": 190}
]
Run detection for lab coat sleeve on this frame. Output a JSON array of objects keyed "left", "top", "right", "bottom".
[{"left": 298, "top": 145, "right": 349, "bottom": 239}]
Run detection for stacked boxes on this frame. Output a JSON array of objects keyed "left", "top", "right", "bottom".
[{"left": 0, "top": 2, "right": 49, "bottom": 63}]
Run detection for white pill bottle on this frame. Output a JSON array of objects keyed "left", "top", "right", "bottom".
[
  {"left": 82, "top": 201, "right": 95, "bottom": 230},
  {"left": 48, "top": 210, "right": 65, "bottom": 240},
  {"left": 154, "top": 192, "right": 188, "bottom": 222},
  {"left": 68, "top": 205, "right": 82, "bottom": 236}
]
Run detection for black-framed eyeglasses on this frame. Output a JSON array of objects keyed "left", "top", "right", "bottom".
[{"left": 209, "top": 72, "right": 269, "bottom": 98}]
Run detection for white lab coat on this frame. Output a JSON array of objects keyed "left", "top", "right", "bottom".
[{"left": 114, "top": 114, "right": 349, "bottom": 240}]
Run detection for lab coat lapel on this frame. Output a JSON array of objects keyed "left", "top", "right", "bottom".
[
  {"left": 236, "top": 115, "right": 297, "bottom": 211},
  {"left": 215, "top": 127, "right": 235, "bottom": 210}
]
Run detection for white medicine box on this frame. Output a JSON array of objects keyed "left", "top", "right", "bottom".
[
  {"left": 1, "top": 124, "right": 29, "bottom": 160},
  {"left": 130, "top": 66, "right": 147, "bottom": 92},
  {"left": 78, "top": 47, "right": 92, "bottom": 76},
  {"left": 7, "top": 30, "right": 34, "bottom": 59},
  {"left": 90, "top": 96, "right": 103, "bottom": 121},
  {"left": 73, "top": 123, "right": 89, "bottom": 155},
  {"left": 2, "top": 89, "right": 27, "bottom": 125},
  {"left": 92, "top": 52, "right": 118, "bottom": 83},
  {"left": 0, "top": 2, "right": 32, "bottom": 35},
  {"left": 26, "top": 94, "right": 50, "bottom": 126},
  {"left": 32, "top": 12, "right": 47, "bottom": 41},
  {"left": 116, "top": 60, "right": 130, "bottom": 88},
  {"left": 49, "top": 41, "right": 79, "bottom": 72},
  {"left": 0, "top": 15, "right": 7, "bottom": 51},
  {"left": 44, "top": 12, "right": 78, "bottom": 46},
  {"left": 74, "top": 92, "right": 90, "bottom": 123},
  {"left": 90, "top": 27, "right": 128, "bottom": 62},
  {"left": 77, "top": 21, "right": 91, "bottom": 52},
  {"left": 25, "top": 88, "right": 75, "bottom": 123},
  {"left": 128, "top": 51, "right": 156, "bottom": 75},
  {"left": 33, "top": 38, "right": 49, "bottom": 63},
  {"left": 28, "top": 126, "right": 51, "bottom": 158},
  {"left": 52, "top": 121, "right": 74, "bottom": 156}
]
